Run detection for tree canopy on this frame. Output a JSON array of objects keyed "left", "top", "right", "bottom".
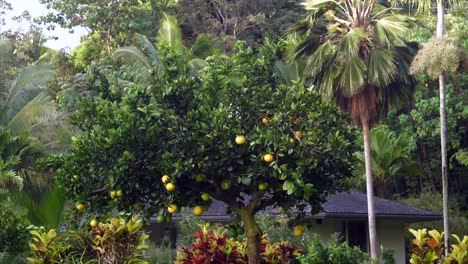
[{"left": 51, "top": 40, "right": 357, "bottom": 263}]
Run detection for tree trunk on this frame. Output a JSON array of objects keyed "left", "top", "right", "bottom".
[
  {"left": 239, "top": 207, "right": 262, "bottom": 264},
  {"left": 362, "top": 120, "right": 380, "bottom": 262},
  {"left": 436, "top": 0, "right": 450, "bottom": 256},
  {"left": 439, "top": 72, "right": 450, "bottom": 256}
]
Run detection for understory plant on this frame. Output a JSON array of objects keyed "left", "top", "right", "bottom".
[
  {"left": 408, "top": 228, "right": 468, "bottom": 264},
  {"left": 28, "top": 216, "right": 149, "bottom": 264},
  {"left": 297, "top": 234, "right": 372, "bottom": 264},
  {"left": 174, "top": 226, "right": 302, "bottom": 264},
  {"left": 0, "top": 190, "right": 31, "bottom": 257}
]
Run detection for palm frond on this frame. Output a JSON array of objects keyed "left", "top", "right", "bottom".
[
  {"left": 6, "top": 92, "right": 55, "bottom": 135},
  {"left": 5, "top": 64, "right": 55, "bottom": 103},
  {"left": 39, "top": 182, "right": 66, "bottom": 228},
  {"left": 12, "top": 181, "right": 66, "bottom": 228},
  {"left": 373, "top": 15, "right": 408, "bottom": 47},
  {"left": 114, "top": 46, "right": 153, "bottom": 71},
  {"left": 304, "top": 41, "right": 335, "bottom": 79},
  {"left": 338, "top": 28, "right": 368, "bottom": 59},
  {"left": 191, "top": 34, "right": 215, "bottom": 60},
  {"left": 368, "top": 48, "right": 397, "bottom": 87},
  {"left": 338, "top": 56, "right": 366, "bottom": 96},
  {"left": 134, "top": 34, "right": 160, "bottom": 65},
  {"left": 302, "top": 0, "right": 337, "bottom": 11},
  {"left": 158, "top": 13, "right": 184, "bottom": 52}
]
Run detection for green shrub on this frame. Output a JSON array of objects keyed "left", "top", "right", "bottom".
[
  {"left": 28, "top": 216, "right": 149, "bottom": 264},
  {"left": 399, "top": 192, "right": 467, "bottom": 238},
  {"left": 143, "top": 241, "right": 174, "bottom": 264},
  {"left": 382, "top": 247, "right": 396, "bottom": 264},
  {"left": 297, "top": 234, "right": 371, "bottom": 264},
  {"left": 0, "top": 191, "right": 31, "bottom": 256}
]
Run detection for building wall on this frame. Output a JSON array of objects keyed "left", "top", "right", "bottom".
[
  {"left": 308, "top": 218, "right": 406, "bottom": 264},
  {"left": 377, "top": 219, "right": 406, "bottom": 264}
]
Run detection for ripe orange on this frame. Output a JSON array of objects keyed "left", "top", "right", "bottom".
[
  {"left": 263, "top": 154, "right": 274, "bottom": 163},
  {"left": 90, "top": 219, "right": 98, "bottom": 227},
  {"left": 293, "top": 225, "right": 304, "bottom": 237},
  {"left": 235, "top": 135, "right": 247, "bottom": 145},
  {"left": 165, "top": 183, "right": 176, "bottom": 192},
  {"left": 76, "top": 203, "right": 85, "bottom": 211},
  {"left": 262, "top": 117, "right": 270, "bottom": 125},
  {"left": 295, "top": 131, "right": 303, "bottom": 139},
  {"left": 167, "top": 204, "right": 178, "bottom": 214},
  {"left": 194, "top": 206, "right": 204, "bottom": 216},
  {"left": 161, "top": 175, "right": 170, "bottom": 184}
]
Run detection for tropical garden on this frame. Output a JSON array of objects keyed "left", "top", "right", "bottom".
[{"left": 0, "top": 0, "right": 466, "bottom": 263}]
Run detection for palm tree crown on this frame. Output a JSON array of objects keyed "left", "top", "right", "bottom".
[{"left": 292, "top": 0, "right": 417, "bottom": 126}]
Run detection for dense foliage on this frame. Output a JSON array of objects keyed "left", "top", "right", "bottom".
[
  {"left": 408, "top": 229, "right": 467, "bottom": 264},
  {"left": 28, "top": 216, "right": 149, "bottom": 264},
  {"left": 0, "top": 0, "right": 466, "bottom": 262},
  {"left": 174, "top": 227, "right": 302, "bottom": 264},
  {"left": 0, "top": 190, "right": 31, "bottom": 256}
]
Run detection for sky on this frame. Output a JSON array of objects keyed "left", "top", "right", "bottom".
[{"left": 4, "top": 0, "right": 87, "bottom": 51}]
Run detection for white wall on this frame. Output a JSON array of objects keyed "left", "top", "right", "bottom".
[
  {"left": 309, "top": 218, "right": 407, "bottom": 264},
  {"left": 378, "top": 219, "right": 406, "bottom": 264}
]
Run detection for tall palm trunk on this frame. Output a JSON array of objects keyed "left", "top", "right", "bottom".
[
  {"left": 436, "top": 0, "right": 450, "bottom": 255},
  {"left": 362, "top": 120, "right": 380, "bottom": 261}
]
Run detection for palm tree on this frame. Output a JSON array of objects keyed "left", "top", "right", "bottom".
[
  {"left": 291, "top": 0, "right": 417, "bottom": 260},
  {"left": 113, "top": 13, "right": 213, "bottom": 88},
  {"left": 397, "top": 0, "right": 463, "bottom": 254},
  {"left": 354, "top": 126, "right": 417, "bottom": 198},
  {"left": 0, "top": 40, "right": 56, "bottom": 183},
  {"left": 12, "top": 181, "right": 66, "bottom": 229}
]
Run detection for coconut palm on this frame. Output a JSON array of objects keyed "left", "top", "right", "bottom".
[
  {"left": 291, "top": 0, "right": 417, "bottom": 260},
  {"left": 0, "top": 40, "right": 57, "bottom": 189},
  {"left": 113, "top": 13, "right": 213, "bottom": 88}
]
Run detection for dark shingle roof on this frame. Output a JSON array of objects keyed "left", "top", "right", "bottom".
[
  {"left": 173, "top": 191, "right": 441, "bottom": 222},
  {"left": 313, "top": 191, "right": 442, "bottom": 221}
]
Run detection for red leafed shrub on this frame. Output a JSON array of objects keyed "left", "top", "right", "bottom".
[
  {"left": 261, "top": 238, "right": 303, "bottom": 264},
  {"left": 175, "top": 228, "right": 246, "bottom": 264},
  {"left": 174, "top": 227, "right": 303, "bottom": 264}
]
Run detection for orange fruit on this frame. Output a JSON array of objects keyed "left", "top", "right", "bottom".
[
  {"left": 90, "top": 219, "right": 98, "bottom": 227},
  {"left": 76, "top": 203, "right": 85, "bottom": 211},
  {"left": 293, "top": 225, "right": 304, "bottom": 237},
  {"left": 165, "top": 183, "right": 176, "bottom": 192},
  {"left": 194, "top": 206, "right": 204, "bottom": 216},
  {"left": 262, "top": 117, "right": 270, "bottom": 125},
  {"left": 167, "top": 204, "right": 178, "bottom": 214},
  {"left": 235, "top": 135, "right": 247, "bottom": 145},
  {"left": 161, "top": 175, "right": 170, "bottom": 184},
  {"left": 263, "top": 154, "right": 274, "bottom": 163},
  {"left": 295, "top": 131, "right": 303, "bottom": 139}
]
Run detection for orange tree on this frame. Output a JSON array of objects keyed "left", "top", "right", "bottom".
[{"left": 50, "top": 41, "right": 357, "bottom": 264}]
